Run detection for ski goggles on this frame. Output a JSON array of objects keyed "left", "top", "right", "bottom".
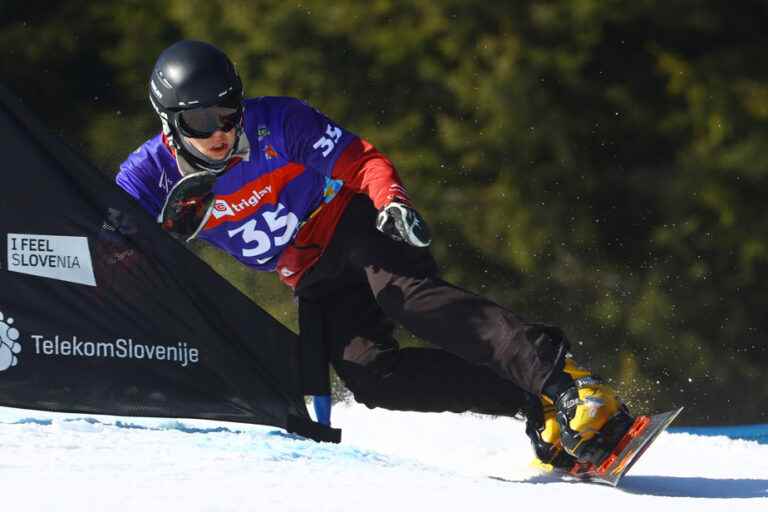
[{"left": 175, "top": 104, "right": 243, "bottom": 139}]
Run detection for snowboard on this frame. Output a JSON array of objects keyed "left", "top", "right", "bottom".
[{"left": 548, "top": 406, "right": 684, "bottom": 486}]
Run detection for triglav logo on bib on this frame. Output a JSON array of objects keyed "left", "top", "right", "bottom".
[
  {"left": 211, "top": 199, "right": 235, "bottom": 219},
  {"left": 0, "top": 310, "right": 22, "bottom": 372},
  {"left": 210, "top": 186, "right": 274, "bottom": 220}
]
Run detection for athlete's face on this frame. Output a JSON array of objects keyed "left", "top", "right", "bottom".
[{"left": 183, "top": 128, "right": 236, "bottom": 161}]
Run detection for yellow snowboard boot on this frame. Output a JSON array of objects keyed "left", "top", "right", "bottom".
[
  {"left": 545, "top": 358, "right": 633, "bottom": 465},
  {"left": 557, "top": 359, "right": 633, "bottom": 463},
  {"left": 526, "top": 395, "right": 576, "bottom": 472}
]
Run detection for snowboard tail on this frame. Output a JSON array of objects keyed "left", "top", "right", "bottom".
[{"left": 554, "top": 407, "right": 684, "bottom": 486}]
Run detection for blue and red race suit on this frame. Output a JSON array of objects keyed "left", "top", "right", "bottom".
[{"left": 116, "top": 97, "right": 411, "bottom": 289}]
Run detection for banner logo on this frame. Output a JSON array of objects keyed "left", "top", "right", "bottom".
[
  {"left": 0, "top": 310, "right": 22, "bottom": 372},
  {"left": 30, "top": 335, "right": 200, "bottom": 368},
  {"left": 0, "top": 310, "right": 200, "bottom": 370},
  {"left": 7, "top": 234, "right": 96, "bottom": 287}
]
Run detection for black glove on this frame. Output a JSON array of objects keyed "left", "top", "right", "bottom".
[
  {"left": 375, "top": 200, "right": 432, "bottom": 247},
  {"left": 158, "top": 171, "right": 217, "bottom": 242}
]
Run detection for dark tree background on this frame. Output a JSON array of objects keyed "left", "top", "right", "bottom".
[{"left": 3, "top": 0, "right": 766, "bottom": 424}]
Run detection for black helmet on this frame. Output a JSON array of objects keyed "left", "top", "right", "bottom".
[{"left": 149, "top": 40, "right": 244, "bottom": 172}]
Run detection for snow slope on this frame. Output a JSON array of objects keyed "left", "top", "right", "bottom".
[{"left": 0, "top": 404, "right": 766, "bottom": 511}]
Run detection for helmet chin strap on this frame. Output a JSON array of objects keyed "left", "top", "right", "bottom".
[
  {"left": 167, "top": 125, "right": 242, "bottom": 175},
  {"left": 178, "top": 133, "right": 237, "bottom": 173}
]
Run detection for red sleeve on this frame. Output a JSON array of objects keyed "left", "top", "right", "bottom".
[{"left": 330, "top": 137, "right": 412, "bottom": 209}]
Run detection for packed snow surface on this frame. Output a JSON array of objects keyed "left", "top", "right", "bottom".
[{"left": 0, "top": 403, "right": 766, "bottom": 511}]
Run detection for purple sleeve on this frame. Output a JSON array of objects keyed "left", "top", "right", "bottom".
[
  {"left": 115, "top": 140, "right": 169, "bottom": 219},
  {"left": 282, "top": 99, "right": 357, "bottom": 177},
  {"left": 116, "top": 168, "right": 161, "bottom": 219}
]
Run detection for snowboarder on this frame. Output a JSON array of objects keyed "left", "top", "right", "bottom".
[{"left": 117, "top": 40, "right": 635, "bottom": 472}]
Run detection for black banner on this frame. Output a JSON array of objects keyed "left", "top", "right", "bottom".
[{"left": 0, "top": 85, "right": 339, "bottom": 443}]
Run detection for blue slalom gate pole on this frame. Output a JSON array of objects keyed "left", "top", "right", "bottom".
[{"left": 313, "top": 395, "right": 332, "bottom": 426}]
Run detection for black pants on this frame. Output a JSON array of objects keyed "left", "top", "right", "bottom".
[{"left": 296, "top": 195, "right": 570, "bottom": 417}]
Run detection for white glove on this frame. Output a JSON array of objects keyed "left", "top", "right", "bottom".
[{"left": 375, "top": 200, "right": 432, "bottom": 247}]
